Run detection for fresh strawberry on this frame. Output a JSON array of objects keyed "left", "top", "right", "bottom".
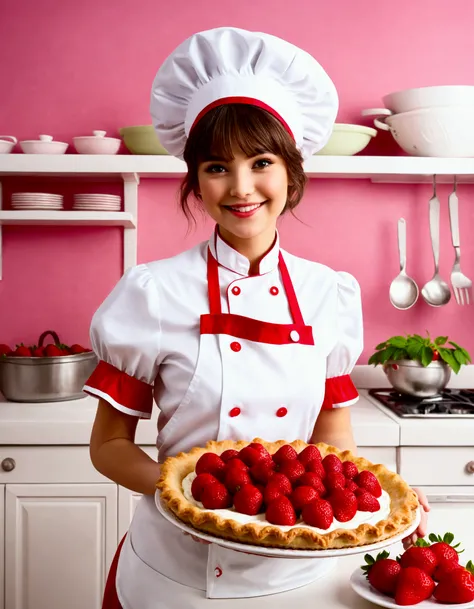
[
  {"left": 355, "top": 470, "right": 382, "bottom": 498},
  {"left": 264, "top": 485, "right": 284, "bottom": 505},
  {"left": 394, "top": 567, "right": 435, "bottom": 605},
  {"left": 428, "top": 532, "right": 462, "bottom": 566},
  {"left": 357, "top": 491, "right": 380, "bottom": 512},
  {"left": 224, "top": 458, "right": 249, "bottom": 474},
  {"left": 265, "top": 495, "right": 296, "bottom": 526},
  {"left": 296, "top": 472, "right": 326, "bottom": 497},
  {"left": 200, "top": 482, "right": 232, "bottom": 509},
  {"left": 301, "top": 499, "right": 333, "bottom": 529},
  {"left": 345, "top": 480, "right": 359, "bottom": 493},
  {"left": 305, "top": 459, "right": 326, "bottom": 479},
  {"left": 298, "top": 445, "right": 321, "bottom": 467},
  {"left": 278, "top": 459, "right": 305, "bottom": 485},
  {"left": 0, "top": 344, "right": 11, "bottom": 356},
  {"left": 44, "top": 344, "right": 65, "bottom": 357},
  {"left": 224, "top": 468, "right": 251, "bottom": 494},
  {"left": 325, "top": 471, "right": 346, "bottom": 491},
  {"left": 248, "top": 442, "right": 271, "bottom": 460},
  {"left": 12, "top": 344, "right": 32, "bottom": 356},
  {"left": 191, "top": 473, "right": 219, "bottom": 502},
  {"left": 361, "top": 551, "right": 401, "bottom": 596},
  {"left": 220, "top": 449, "right": 240, "bottom": 462},
  {"left": 322, "top": 454, "right": 343, "bottom": 474},
  {"left": 289, "top": 486, "right": 319, "bottom": 513},
  {"left": 195, "top": 453, "right": 226, "bottom": 480},
  {"left": 433, "top": 559, "right": 463, "bottom": 582},
  {"left": 233, "top": 484, "right": 263, "bottom": 515},
  {"left": 31, "top": 346, "right": 46, "bottom": 357},
  {"left": 272, "top": 444, "right": 298, "bottom": 464},
  {"left": 250, "top": 460, "right": 275, "bottom": 484},
  {"left": 328, "top": 488, "right": 357, "bottom": 522},
  {"left": 434, "top": 567, "right": 474, "bottom": 603},
  {"left": 239, "top": 446, "right": 267, "bottom": 467},
  {"left": 399, "top": 545, "right": 438, "bottom": 576},
  {"left": 342, "top": 461, "right": 359, "bottom": 479},
  {"left": 266, "top": 473, "right": 293, "bottom": 496},
  {"left": 69, "top": 343, "right": 88, "bottom": 354}
]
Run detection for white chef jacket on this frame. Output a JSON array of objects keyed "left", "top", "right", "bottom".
[{"left": 84, "top": 229, "right": 363, "bottom": 606}]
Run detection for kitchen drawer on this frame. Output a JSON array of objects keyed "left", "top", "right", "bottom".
[
  {"left": 359, "top": 447, "right": 397, "bottom": 473},
  {"left": 399, "top": 447, "right": 474, "bottom": 486}
]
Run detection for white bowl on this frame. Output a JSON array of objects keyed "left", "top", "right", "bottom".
[
  {"left": 0, "top": 136, "right": 17, "bottom": 154},
  {"left": 20, "top": 135, "right": 68, "bottom": 154},
  {"left": 73, "top": 130, "right": 121, "bottom": 154},
  {"left": 383, "top": 85, "right": 474, "bottom": 114},
  {"left": 315, "top": 123, "right": 376, "bottom": 156},
  {"left": 362, "top": 106, "right": 474, "bottom": 157}
]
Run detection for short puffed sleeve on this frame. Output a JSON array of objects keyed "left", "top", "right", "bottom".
[
  {"left": 83, "top": 264, "right": 161, "bottom": 418},
  {"left": 321, "top": 271, "right": 363, "bottom": 410}
]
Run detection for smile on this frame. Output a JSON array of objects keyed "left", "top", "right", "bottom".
[{"left": 224, "top": 201, "right": 266, "bottom": 216}]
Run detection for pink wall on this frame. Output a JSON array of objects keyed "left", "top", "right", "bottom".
[{"left": 1, "top": 0, "right": 474, "bottom": 362}]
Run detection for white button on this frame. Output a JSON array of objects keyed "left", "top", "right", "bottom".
[{"left": 290, "top": 330, "right": 300, "bottom": 342}]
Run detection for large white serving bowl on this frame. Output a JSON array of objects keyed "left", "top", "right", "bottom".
[
  {"left": 315, "top": 123, "right": 377, "bottom": 155},
  {"left": 383, "top": 85, "right": 474, "bottom": 114},
  {"left": 363, "top": 105, "right": 474, "bottom": 157}
]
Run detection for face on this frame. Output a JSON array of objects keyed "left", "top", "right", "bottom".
[{"left": 197, "top": 149, "right": 288, "bottom": 251}]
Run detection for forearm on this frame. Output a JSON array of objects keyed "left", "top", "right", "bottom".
[
  {"left": 311, "top": 429, "right": 357, "bottom": 455},
  {"left": 91, "top": 438, "right": 161, "bottom": 495}
]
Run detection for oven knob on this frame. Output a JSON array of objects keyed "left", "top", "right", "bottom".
[
  {"left": 1, "top": 458, "right": 16, "bottom": 472},
  {"left": 466, "top": 461, "right": 474, "bottom": 474}
]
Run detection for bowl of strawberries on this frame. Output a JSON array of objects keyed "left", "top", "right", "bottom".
[{"left": 0, "top": 330, "right": 97, "bottom": 402}]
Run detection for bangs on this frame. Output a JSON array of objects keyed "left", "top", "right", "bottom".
[{"left": 186, "top": 104, "right": 293, "bottom": 163}]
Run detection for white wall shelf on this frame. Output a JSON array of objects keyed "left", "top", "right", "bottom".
[
  {"left": 0, "top": 211, "right": 135, "bottom": 227},
  {"left": 1, "top": 154, "right": 474, "bottom": 182}
]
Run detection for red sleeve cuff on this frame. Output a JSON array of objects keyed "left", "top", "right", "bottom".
[
  {"left": 83, "top": 360, "right": 153, "bottom": 418},
  {"left": 321, "top": 374, "right": 359, "bottom": 410}
]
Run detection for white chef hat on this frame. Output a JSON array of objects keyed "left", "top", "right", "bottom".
[{"left": 150, "top": 27, "right": 338, "bottom": 160}]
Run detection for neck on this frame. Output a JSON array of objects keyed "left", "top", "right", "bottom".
[{"left": 218, "top": 226, "right": 277, "bottom": 275}]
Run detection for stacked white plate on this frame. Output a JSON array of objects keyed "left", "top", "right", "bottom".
[
  {"left": 73, "top": 194, "right": 121, "bottom": 211},
  {"left": 11, "top": 192, "right": 64, "bottom": 210}
]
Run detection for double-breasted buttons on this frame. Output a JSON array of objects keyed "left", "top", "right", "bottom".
[
  {"left": 231, "top": 286, "right": 241, "bottom": 295},
  {"left": 230, "top": 341, "right": 241, "bottom": 352},
  {"left": 229, "top": 407, "right": 241, "bottom": 417},
  {"left": 215, "top": 567, "right": 223, "bottom": 578},
  {"left": 270, "top": 286, "right": 279, "bottom": 295},
  {"left": 276, "top": 407, "right": 288, "bottom": 417},
  {"left": 290, "top": 330, "right": 300, "bottom": 342}
]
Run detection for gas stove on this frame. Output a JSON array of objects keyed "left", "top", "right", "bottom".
[{"left": 368, "top": 388, "right": 474, "bottom": 418}]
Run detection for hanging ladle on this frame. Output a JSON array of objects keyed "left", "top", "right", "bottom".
[{"left": 389, "top": 218, "right": 419, "bottom": 310}]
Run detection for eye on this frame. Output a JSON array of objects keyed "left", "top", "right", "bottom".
[
  {"left": 253, "top": 158, "right": 273, "bottom": 169},
  {"left": 204, "top": 163, "right": 227, "bottom": 174}
]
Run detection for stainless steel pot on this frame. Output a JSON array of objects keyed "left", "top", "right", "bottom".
[
  {"left": 383, "top": 359, "right": 451, "bottom": 397},
  {"left": 0, "top": 351, "right": 98, "bottom": 402}
]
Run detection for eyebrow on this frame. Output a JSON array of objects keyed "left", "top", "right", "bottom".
[{"left": 203, "top": 151, "right": 272, "bottom": 163}]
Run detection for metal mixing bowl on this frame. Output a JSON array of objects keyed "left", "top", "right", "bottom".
[
  {"left": 0, "top": 352, "right": 98, "bottom": 402},
  {"left": 383, "top": 359, "right": 451, "bottom": 397}
]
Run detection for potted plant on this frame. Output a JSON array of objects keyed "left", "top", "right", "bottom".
[{"left": 368, "top": 333, "right": 471, "bottom": 397}]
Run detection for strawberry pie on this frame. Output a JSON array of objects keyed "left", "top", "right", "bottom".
[{"left": 157, "top": 438, "right": 419, "bottom": 550}]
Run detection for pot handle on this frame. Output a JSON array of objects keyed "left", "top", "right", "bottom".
[
  {"left": 361, "top": 108, "right": 393, "bottom": 131},
  {"left": 38, "top": 330, "right": 61, "bottom": 346},
  {"left": 0, "top": 136, "right": 17, "bottom": 144}
]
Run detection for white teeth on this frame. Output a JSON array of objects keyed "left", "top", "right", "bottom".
[{"left": 229, "top": 203, "right": 261, "bottom": 213}]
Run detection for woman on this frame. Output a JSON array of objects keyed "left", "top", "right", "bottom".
[{"left": 84, "top": 27, "right": 429, "bottom": 609}]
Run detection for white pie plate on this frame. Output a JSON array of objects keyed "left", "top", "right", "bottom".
[
  {"left": 155, "top": 490, "right": 421, "bottom": 559},
  {"left": 350, "top": 567, "right": 474, "bottom": 608}
]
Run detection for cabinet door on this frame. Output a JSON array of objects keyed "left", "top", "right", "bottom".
[
  {"left": 418, "top": 486, "right": 474, "bottom": 555},
  {"left": 0, "top": 485, "right": 4, "bottom": 609},
  {"left": 5, "top": 483, "right": 117, "bottom": 609},
  {"left": 118, "top": 486, "right": 143, "bottom": 539}
]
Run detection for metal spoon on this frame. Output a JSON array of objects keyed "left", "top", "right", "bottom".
[
  {"left": 389, "top": 218, "right": 419, "bottom": 309},
  {"left": 421, "top": 176, "right": 451, "bottom": 307}
]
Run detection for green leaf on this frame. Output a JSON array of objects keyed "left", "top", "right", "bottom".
[
  {"left": 435, "top": 336, "right": 448, "bottom": 346},
  {"left": 438, "top": 348, "right": 461, "bottom": 374},
  {"left": 375, "top": 342, "right": 388, "bottom": 351},
  {"left": 443, "top": 532, "right": 455, "bottom": 544},
  {"left": 412, "top": 334, "right": 425, "bottom": 343},
  {"left": 448, "top": 342, "right": 472, "bottom": 362},
  {"left": 466, "top": 560, "right": 474, "bottom": 575},
  {"left": 380, "top": 346, "right": 397, "bottom": 364},
  {"left": 368, "top": 353, "right": 381, "bottom": 366},
  {"left": 406, "top": 342, "right": 423, "bottom": 360},
  {"left": 454, "top": 350, "right": 468, "bottom": 366},
  {"left": 416, "top": 538, "right": 431, "bottom": 547},
  {"left": 421, "top": 345, "right": 434, "bottom": 367},
  {"left": 387, "top": 336, "right": 408, "bottom": 348},
  {"left": 391, "top": 348, "right": 407, "bottom": 361}
]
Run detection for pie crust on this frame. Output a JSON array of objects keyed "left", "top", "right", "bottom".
[{"left": 157, "top": 438, "right": 419, "bottom": 550}]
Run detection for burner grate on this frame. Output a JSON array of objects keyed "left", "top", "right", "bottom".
[{"left": 368, "top": 389, "right": 474, "bottom": 418}]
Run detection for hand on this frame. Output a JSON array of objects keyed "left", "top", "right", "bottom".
[{"left": 402, "top": 487, "right": 430, "bottom": 550}]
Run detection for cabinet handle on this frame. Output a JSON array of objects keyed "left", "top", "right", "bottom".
[
  {"left": 1, "top": 458, "right": 16, "bottom": 472},
  {"left": 427, "top": 495, "right": 474, "bottom": 503},
  {"left": 466, "top": 461, "right": 474, "bottom": 474}
]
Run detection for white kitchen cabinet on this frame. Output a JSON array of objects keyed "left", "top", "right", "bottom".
[
  {"left": 358, "top": 447, "right": 397, "bottom": 473},
  {"left": 5, "top": 483, "right": 117, "bottom": 609}
]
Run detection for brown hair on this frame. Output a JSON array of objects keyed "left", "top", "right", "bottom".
[{"left": 179, "top": 104, "right": 307, "bottom": 225}]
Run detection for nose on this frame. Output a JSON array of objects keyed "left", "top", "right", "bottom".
[{"left": 229, "top": 167, "right": 255, "bottom": 200}]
